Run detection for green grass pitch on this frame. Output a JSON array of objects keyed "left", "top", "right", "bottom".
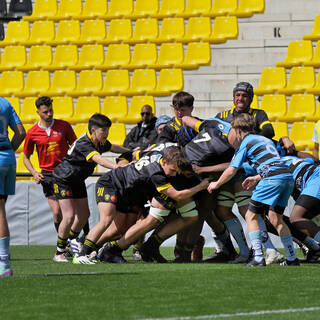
[{"left": 1, "top": 246, "right": 320, "bottom": 320}]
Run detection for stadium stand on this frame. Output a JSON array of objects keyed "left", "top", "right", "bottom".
[
  {"left": 176, "top": 0, "right": 211, "bottom": 18},
  {"left": 47, "top": 20, "right": 81, "bottom": 45},
  {"left": 283, "top": 94, "right": 316, "bottom": 122},
  {"left": 0, "top": 45, "right": 26, "bottom": 71},
  {"left": 70, "top": 44, "right": 104, "bottom": 71},
  {"left": 79, "top": 0, "right": 108, "bottom": 21},
  {"left": 150, "top": 43, "right": 183, "bottom": 69},
  {"left": 73, "top": 19, "right": 106, "bottom": 45},
  {"left": 16, "top": 70, "right": 50, "bottom": 97},
  {"left": 102, "top": 96, "right": 128, "bottom": 123},
  {"left": 126, "top": 95, "right": 155, "bottom": 124},
  {"left": 101, "top": 18, "right": 132, "bottom": 44},
  {"left": 209, "top": 16, "right": 238, "bottom": 43},
  {"left": 260, "top": 94, "right": 287, "bottom": 121},
  {"left": 277, "top": 66, "right": 315, "bottom": 95},
  {"left": 0, "top": 71, "right": 24, "bottom": 96},
  {"left": 303, "top": 14, "right": 320, "bottom": 40},
  {"left": 306, "top": 69, "right": 320, "bottom": 94},
  {"left": 103, "top": 0, "right": 133, "bottom": 20},
  {"left": 178, "top": 42, "right": 211, "bottom": 69},
  {"left": 154, "top": 17, "right": 185, "bottom": 43},
  {"left": 19, "top": 45, "right": 52, "bottom": 71},
  {"left": 45, "top": 45, "right": 78, "bottom": 70},
  {"left": 8, "top": 0, "right": 32, "bottom": 18},
  {"left": 205, "top": 0, "right": 238, "bottom": 17},
  {"left": 304, "top": 41, "right": 320, "bottom": 67},
  {"left": 271, "top": 122, "right": 289, "bottom": 141},
  {"left": 0, "top": 21, "right": 29, "bottom": 46},
  {"left": 97, "top": 43, "right": 131, "bottom": 70},
  {"left": 254, "top": 67, "right": 286, "bottom": 95},
  {"left": 46, "top": 70, "right": 76, "bottom": 96},
  {"left": 128, "top": 0, "right": 159, "bottom": 20},
  {"left": 126, "top": 18, "right": 158, "bottom": 44},
  {"left": 289, "top": 122, "right": 315, "bottom": 151},
  {"left": 69, "top": 70, "right": 103, "bottom": 97},
  {"left": 23, "top": 0, "right": 57, "bottom": 21},
  {"left": 19, "top": 97, "right": 37, "bottom": 123},
  {"left": 51, "top": 96, "right": 74, "bottom": 120},
  {"left": 108, "top": 123, "right": 126, "bottom": 145},
  {"left": 152, "top": 0, "right": 184, "bottom": 19},
  {"left": 21, "top": 20, "right": 55, "bottom": 46},
  {"left": 71, "top": 96, "right": 100, "bottom": 124},
  {"left": 234, "top": 0, "right": 265, "bottom": 18},
  {"left": 276, "top": 40, "right": 313, "bottom": 68},
  {"left": 128, "top": 43, "right": 157, "bottom": 69},
  {"left": 48, "top": 0, "right": 82, "bottom": 21},
  {"left": 0, "top": 0, "right": 6, "bottom": 17}
]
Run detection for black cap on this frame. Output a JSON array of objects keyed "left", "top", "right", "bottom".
[{"left": 233, "top": 82, "right": 254, "bottom": 102}]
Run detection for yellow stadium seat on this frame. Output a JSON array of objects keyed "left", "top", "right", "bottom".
[
  {"left": 149, "top": 68, "right": 183, "bottom": 96},
  {"left": 69, "top": 70, "right": 103, "bottom": 97},
  {"left": 306, "top": 69, "right": 320, "bottom": 95},
  {"left": 48, "top": 20, "right": 81, "bottom": 46},
  {"left": 307, "top": 98, "right": 320, "bottom": 121},
  {"left": 276, "top": 40, "right": 313, "bottom": 68},
  {"left": 17, "top": 151, "right": 40, "bottom": 176},
  {"left": 70, "top": 44, "right": 104, "bottom": 71},
  {"left": 72, "top": 96, "right": 101, "bottom": 124},
  {"left": 120, "top": 69, "right": 156, "bottom": 96},
  {"left": 183, "top": 17, "right": 211, "bottom": 43},
  {"left": 95, "top": 70, "right": 130, "bottom": 96},
  {"left": 128, "top": 43, "right": 157, "bottom": 70},
  {"left": 16, "top": 71, "right": 50, "bottom": 98},
  {"left": 205, "top": 0, "right": 237, "bottom": 17},
  {"left": 303, "top": 14, "right": 320, "bottom": 41},
  {"left": 46, "top": 70, "right": 76, "bottom": 96},
  {"left": 152, "top": 0, "right": 184, "bottom": 19},
  {"left": 271, "top": 122, "right": 289, "bottom": 141},
  {"left": 278, "top": 67, "right": 315, "bottom": 95},
  {"left": 73, "top": 123, "right": 88, "bottom": 138},
  {"left": 234, "top": 0, "right": 265, "bottom": 18},
  {"left": 177, "top": 0, "right": 211, "bottom": 18},
  {"left": 19, "top": 97, "right": 38, "bottom": 123},
  {"left": 0, "top": 45, "right": 26, "bottom": 71},
  {"left": 73, "top": 20, "right": 106, "bottom": 45},
  {"left": 304, "top": 41, "right": 320, "bottom": 67},
  {"left": 79, "top": 0, "right": 108, "bottom": 21},
  {"left": 97, "top": 44, "right": 130, "bottom": 70},
  {"left": 100, "top": 19, "right": 132, "bottom": 45},
  {"left": 108, "top": 123, "right": 126, "bottom": 146},
  {"left": 254, "top": 67, "right": 286, "bottom": 95},
  {"left": 6, "top": 97, "right": 20, "bottom": 115},
  {"left": 23, "top": 0, "right": 58, "bottom": 21},
  {"left": 51, "top": 96, "right": 74, "bottom": 121},
  {"left": 0, "top": 21, "right": 30, "bottom": 47},
  {"left": 102, "top": 96, "right": 128, "bottom": 122},
  {"left": 251, "top": 95, "right": 259, "bottom": 109},
  {"left": 45, "top": 45, "right": 78, "bottom": 71},
  {"left": 49, "top": 0, "right": 82, "bottom": 21},
  {"left": 289, "top": 122, "right": 315, "bottom": 151},
  {"left": 150, "top": 43, "right": 183, "bottom": 69},
  {"left": 126, "top": 96, "right": 155, "bottom": 124},
  {"left": 103, "top": 0, "right": 133, "bottom": 20},
  {"left": 209, "top": 16, "right": 238, "bottom": 44},
  {"left": 19, "top": 45, "right": 52, "bottom": 71},
  {"left": 154, "top": 17, "right": 185, "bottom": 43},
  {"left": 178, "top": 42, "right": 211, "bottom": 69},
  {"left": 125, "top": 18, "right": 158, "bottom": 44},
  {"left": 260, "top": 94, "right": 287, "bottom": 121},
  {"left": 0, "top": 71, "right": 24, "bottom": 96},
  {"left": 21, "top": 20, "right": 55, "bottom": 46},
  {"left": 128, "top": 0, "right": 159, "bottom": 19},
  {"left": 284, "top": 94, "right": 316, "bottom": 122}
]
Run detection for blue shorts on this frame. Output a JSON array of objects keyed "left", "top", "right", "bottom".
[
  {"left": 251, "top": 176, "right": 294, "bottom": 208},
  {"left": 0, "top": 164, "right": 16, "bottom": 195},
  {"left": 301, "top": 166, "right": 320, "bottom": 199}
]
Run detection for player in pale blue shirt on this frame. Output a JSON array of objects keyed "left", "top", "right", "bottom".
[
  {"left": 208, "top": 113, "right": 299, "bottom": 266},
  {"left": 0, "top": 97, "right": 25, "bottom": 277}
]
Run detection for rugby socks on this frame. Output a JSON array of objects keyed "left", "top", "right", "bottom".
[
  {"left": 211, "top": 231, "right": 224, "bottom": 253},
  {"left": 56, "top": 236, "right": 68, "bottom": 254},
  {"left": 0, "top": 236, "right": 10, "bottom": 269},
  {"left": 82, "top": 221, "right": 90, "bottom": 235},
  {"left": 68, "top": 229, "right": 80, "bottom": 240},
  {"left": 257, "top": 216, "right": 277, "bottom": 252},
  {"left": 304, "top": 236, "right": 320, "bottom": 251},
  {"left": 248, "top": 230, "right": 264, "bottom": 262},
  {"left": 147, "top": 234, "right": 164, "bottom": 250},
  {"left": 224, "top": 218, "right": 250, "bottom": 257},
  {"left": 280, "top": 234, "right": 296, "bottom": 261},
  {"left": 83, "top": 238, "right": 97, "bottom": 255},
  {"left": 313, "top": 231, "right": 320, "bottom": 243}
]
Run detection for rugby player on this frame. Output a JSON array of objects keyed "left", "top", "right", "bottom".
[
  {"left": 0, "top": 97, "right": 25, "bottom": 277},
  {"left": 208, "top": 113, "right": 299, "bottom": 266},
  {"left": 52, "top": 113, "right": 129, "bottom": 262}
]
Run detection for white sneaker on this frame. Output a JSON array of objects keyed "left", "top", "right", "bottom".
[
  {"left": 73, "top": 253, "right": 97, "bottom": 265},
  {"left": 265, "top": 250, "right": 285, "bottom": 265},
  {"left": 132, "top": 247, "right": 142, "bottom": 261},
  {"left": 70, "top": 238, "right": 83, "bottom": 256},
  {"left": 53, "top": 253, "right": 69, "bottom": 263}
]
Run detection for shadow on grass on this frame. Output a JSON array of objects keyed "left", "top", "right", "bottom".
[{"left": 14, "top": 272, "right": 140, "bottom": 277}]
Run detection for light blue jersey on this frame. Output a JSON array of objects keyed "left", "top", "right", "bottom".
[{"left": 0, "top": 97, "right": 21, "bottom": 195}]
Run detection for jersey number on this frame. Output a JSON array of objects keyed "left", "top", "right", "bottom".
[{"left": 193, "top": 132, "right": 211, "bottom": 144}]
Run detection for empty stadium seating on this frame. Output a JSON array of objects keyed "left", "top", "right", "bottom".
[
  {"left": 70, "top": 44, "right": 104, "bottom": 71},
  {"left": 45, "top": 45, "right": 78, "bottom": 71},
  {"left": 21, "top": 20, "right": 55, "bottom": 46},
  {"left": 178, "top": 42, "right": 211, "bottom": 69},
  {"left": 46, "top": 70, "right": 76, "bottom": 96},
  {"left": 152, "top": 0, "right": 184, "bottom": 19},
  {"left": 23, "top": 0, "right": 57, "bottom": 21},
  {"left": 126, "top": 96, "right": 155, "bottom": 124},
  {"left": 69, "top": 70, "right": 103, "bottom": 97},
  {"left": 19, "top": 45, "right": 52, "bottom": 71},
  {"left": 304, "top": 41, "right": 320, "bottom": 67},
  {"left": 49, "top": 0, "right": 82, "bottom": 21},
  {"left": 303, "top": 14, "right": 320, "bottom": 41},
  {"left": 102, "top": 96, "right": 128, "bottom": 123},
  {"left": 177, "top": 0, "right": 211, "bottom": 18},
  {"left": 128, "top": 0, "right": 159, "bottom": 19},
  {"left": 254, "top": 67, "right": 286, "bottom": 95},
  {"left": 52, "top": 96, "right": 74, "bottom": 120},
  {"left": 16, "top": 70, "right": 50, "bottom": 97},
  {"left": 97, "top": 44, "right": 131, "bottom": 70},
  {"left": 19, "top": 97, "right": 38, "bottom": 123},
  {"left": 95, "top": 70, "right": 130, "bottom": 96},
  {"left": 276, "top": 40, "right": 313, "bottom": 68},
  {"left": 150, "top": 43, "right": 183, "bottom": 69},
  {"left": 260, "top": 94, "right": 287, "bottom": 121},
  {"left": 0, "top": 21, "right": 29, "bottom": 47},
  {"left": 284, "top": 94, "right": 316, "bottom": 122},
  {"left": 71, "top": 96, "right": 100, "bottom": 124},
  {"left": 289, "top": 122, "right": 315, "bottom": 151},
  {"left": 79, "top": 0, "right": 108, "bottom": 21},
  {"left": 155, "top": 17, "right": 185, "bottom": 43},
  {"left": 205, "top": 0, "right": 237, "bottom": 17},
  {"left": 128, "top": 43, "right": 157, "bottom": 69},
  {"left": 271, "top": 122, "right": 289, "bottom": 141},
  {"left": 0, "top": 45, "right": 26, "bottom": 71},
  {"left": 108, "top": 123, "right": 126, "bottom": 145},
  {"left": 0, "top": 71, "right": 24, "bottom": 96}
]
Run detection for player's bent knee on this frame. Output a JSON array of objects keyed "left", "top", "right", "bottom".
[
  {"left": 149, "top": 206, "right": 170, "bottom": 222},
  {"left": 178, "top": 201, "right": 198, "bottom": 218}
]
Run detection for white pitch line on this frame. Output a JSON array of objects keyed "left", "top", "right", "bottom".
[{"left": 140, "top": 306, "right": 320, "bottom": 320}]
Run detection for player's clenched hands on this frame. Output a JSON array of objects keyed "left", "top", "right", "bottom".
[
  {"left": 33, "top": 171, "right": 43, "bottom": 184},
  {"left": 207, "top": 181, "right": 219, "bottom": 193},
  {"left": 242, "top": 174, "right": 261, "bottom": 190},
  {"left": 199, "top": 178, "right": 210, "bottom": 190}
]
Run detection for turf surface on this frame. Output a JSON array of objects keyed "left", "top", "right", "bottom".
[{"left": 1, "top": 246, "right": 320, "bottom": 320}]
